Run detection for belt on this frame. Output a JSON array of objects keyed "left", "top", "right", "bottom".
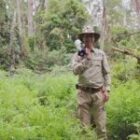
[{"left": 76, "top": 84, "right": 102, "bottom": 94}]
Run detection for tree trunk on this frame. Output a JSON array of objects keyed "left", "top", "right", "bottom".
[
  {"left": 9, "top": 11, "right": 16, "bottom": 71},
  {"left": 16, "top": 0, "right": 26, "bottom": 57},
  {"left": 45, "top": 0, "right": 48, "bottom": 10},
  {"left": 101, "top": 0, "right": 108, "bottom": 48},
  {"left": 132, "top": 0, "right": 140, "bottom": 27},
  {"left": 38, "top": 0, "right": 45, "bottom": 11},
  {"left": 28, "top": 0, "right": 34, "bottom": 37}
]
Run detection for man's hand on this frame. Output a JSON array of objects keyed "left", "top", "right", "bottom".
[
  {"left": 85, "top": 48, "right": 92, "bottom": 60},
  {"left": 101, "top": 87, "right": 110, "bottom": 102}
]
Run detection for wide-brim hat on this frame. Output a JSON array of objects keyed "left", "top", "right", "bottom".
[{"left": 79, "top": 26, "right": 100, "bottom": 42}]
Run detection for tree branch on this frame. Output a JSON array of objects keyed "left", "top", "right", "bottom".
[{"left": 112, "top": 47, "right": 140, "bottom": 64}]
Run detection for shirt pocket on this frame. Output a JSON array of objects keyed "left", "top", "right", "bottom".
[{"left": 92, "top": 57, "right": 102, "bottom": 67}]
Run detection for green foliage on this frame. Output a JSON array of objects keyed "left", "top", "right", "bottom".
[
  {"left": 110, "top": 58, "right": 140, "bottom": 140},
  {"left": 111, "top": 57, "right": 139, "bottom": 84},
  {"left": 107, "top": 81, "right": 140, "bottom": 140},
  {"left": 111, "top": 26, "right": 140, "bottom": 51},
  {"left": 0, "top": 59, "right": 140, "bottom": 140},
  {"left": 0, "top": 0, "right": 7, "bottom": 21},
  {"left": 0, "top": 47, "right": 11, "bottom": 70},
  {"left": 111, "top": 26, "right": 130, "bottom": 46},
  {"left": 28, "top": 37, "right": 35, "bottom": 51},
  {"left": 25, "top": 47, "right": 71, "bottom": 72},
  {"left": 35, "top": 0, "right": 88, "bottom": 52},
  {"left": 106, "top": 0, "right": 123, "bottom": 26},
  {"left": 106, "top": 58, "right": 140, "bottom": 140},
  {"left": 0, "top": 70, "right": 97, "bottom": 140},
  {"left": 128, "top": 122, "right": 140, "bottom": 140}
]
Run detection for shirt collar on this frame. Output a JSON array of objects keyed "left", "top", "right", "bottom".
[
  {"left": 91, "top": 48, "right": 95, "bottom": 52},
  {"left": 83, "top": 47, "right": 95, "bottom": 52}
]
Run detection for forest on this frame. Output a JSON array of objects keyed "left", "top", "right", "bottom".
[{"left": 0, "top": 0, "right": 140, "bottom": 140}]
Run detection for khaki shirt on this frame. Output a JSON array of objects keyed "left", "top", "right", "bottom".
[{"left": 71, "top": 48, "right": 111, "bottom": 91}]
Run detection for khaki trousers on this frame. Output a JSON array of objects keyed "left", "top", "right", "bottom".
[{"left": 77, "top": 89, "right": 107, "bottom": 140}]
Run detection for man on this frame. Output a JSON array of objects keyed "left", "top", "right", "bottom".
[{"left": 71, "top": 26, "right": 111, "bottom": 140}]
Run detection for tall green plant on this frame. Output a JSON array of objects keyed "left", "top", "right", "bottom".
[{"left": 35, "top": 0, "right": 88, "bottom": 52}]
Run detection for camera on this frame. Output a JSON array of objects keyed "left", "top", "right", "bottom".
[
  {"left": 78, "top": 48, "right": 86, "bottom": 57},
  {"left": 74, "top": 39, "right": 86, "bottom": 57}
]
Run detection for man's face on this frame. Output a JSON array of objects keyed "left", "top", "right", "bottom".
[{"left": 83, "top": 35, "right": 95, "bottom": 49}]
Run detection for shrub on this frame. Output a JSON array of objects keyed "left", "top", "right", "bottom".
[
  {"left": 0, "top": 70, "right": 97, "bottom": 140},
  {"left": 107, "top": 80, "right": 140, "bottom": 140}
]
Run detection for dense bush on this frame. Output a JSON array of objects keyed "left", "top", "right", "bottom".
[
  {"left": 108, "top": 58, "right": 140, "bottom": 139},
  {"left": 24, "top": 48, "right": 72, "bottom": 72},
  {"left": 0, "top": 62, "right": 140, "bottom": 140},
  {"left": 107, "top": 81, "right": 140, "bottom": 140},
  {"left": 111, "top": 57, "right": 139, "bottom": 85},
  {"left": 0, "top": 48, "right": 11, "bottom": 70},
  {"left": 0, "top": 70, "right": 97, "bottom": 140}
]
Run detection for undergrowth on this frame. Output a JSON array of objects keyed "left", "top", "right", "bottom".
[{"left": 0, "top": 65, "right": 139, "bottom": 140}]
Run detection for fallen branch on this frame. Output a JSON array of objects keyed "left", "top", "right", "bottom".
[{"left": 112, "top": 47, "right": 140, "bottom": 65}]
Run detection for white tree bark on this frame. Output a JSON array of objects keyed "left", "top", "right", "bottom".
[
  {"left": 16, "top": 0, "right": 23, "bottom": 38},
  {"left": 9, "top": 11, "right": 16, "bottom": 69},
  {"left": 16, "top": 0, "right": 26, "bottom": 56},
  {"left": 133, "top": 0, "right": 140, "bottom": 25},
  {"left": 100, "top": 0, "right": 108, "bottom": 48},
  {"left": 28, "top": 0, "right": 34, "bottom": 37},
  {"left": 45, "top": 0, "right": 48, "bottom": 10}
]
